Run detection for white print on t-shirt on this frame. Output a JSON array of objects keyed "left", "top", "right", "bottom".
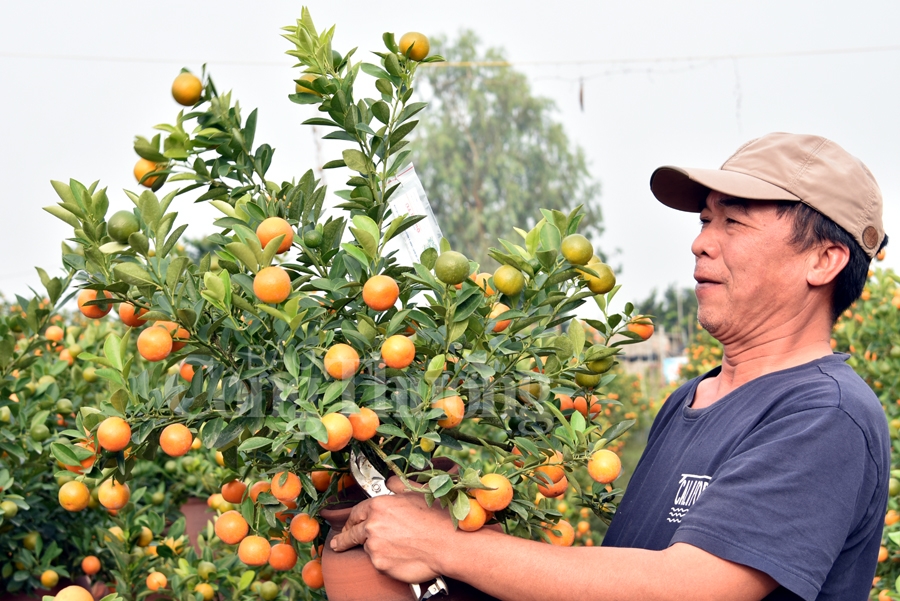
[{"left": 668, "top": 474, "right": 711, "bottom": 523}]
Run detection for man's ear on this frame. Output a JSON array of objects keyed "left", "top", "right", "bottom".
[{"left": 807, "top": 242, "right": 850, "bottom": 287}]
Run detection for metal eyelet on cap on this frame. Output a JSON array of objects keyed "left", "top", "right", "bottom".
[{"left": 863, "top": 226, "right": 879, "bottom": 249}]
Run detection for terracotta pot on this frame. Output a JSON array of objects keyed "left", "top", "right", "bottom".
[
  {"left": 180, "top": 496, "right": 216, "bottom": 552},
  {"left": 320, "top": 457, "right": 498, "bottom": 601}
]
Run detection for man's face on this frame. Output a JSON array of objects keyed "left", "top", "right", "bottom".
[{"left": 692, "top": 191, "right": 811, "bottom": 343}]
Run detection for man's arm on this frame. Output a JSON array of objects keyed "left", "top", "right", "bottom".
[{"left": 330, "top": 485, "right": 778, "bottom": 601}]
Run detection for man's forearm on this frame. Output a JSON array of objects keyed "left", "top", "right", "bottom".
[{"left": 435, "top": 529, "right": 776, "bottom": 601}]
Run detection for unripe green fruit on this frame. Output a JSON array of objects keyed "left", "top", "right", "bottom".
[
  {"left": 23, "top": 531, "right": 39, "bottom": 550},
  {"left": 586, "top": 357, "right": 615, "bottom": 374},
  {"left": 83, "top": 367, "right": 98, "bottom": 383},
  {"left": 434, "top": 251, "right": 470, "bottom": 285},
  {"left": 107, "top": 211, "right": 140, "bottom": 244},
  {"left": 303, "top": 229, "right": 323, "bottom": 248},
  {"left": 0, "top": 500, "right": 18, "bottom": 518},
  {"left": 197, "top": 561, "right": 217, "bottom": 580},
  {"left": 575, "top": 372, "right": 602, "bottom": 388},
  {"left": 260, "top": 581, "right": 279, "bottom": 600},
  {"left": 30, "top": 424, "right": 51, "bottom": 442}
]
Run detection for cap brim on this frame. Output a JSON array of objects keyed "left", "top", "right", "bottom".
[{"left": 650, "top": 166, "right": 801, "bottom": 212}]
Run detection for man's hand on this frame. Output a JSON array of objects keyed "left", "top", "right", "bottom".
[
  {"left": 330, "top": 476, "right": 455, "bottom": 584},
  {"left": 329, "top": 478, "right": 779, "bottom": 601}
]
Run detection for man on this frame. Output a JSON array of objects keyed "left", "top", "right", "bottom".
[{"left": 331, "top": 133, "right": 890, "bottom": 601}]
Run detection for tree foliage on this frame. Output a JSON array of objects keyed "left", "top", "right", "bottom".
[
  {"left": 414, "top": 31, "right": 603, "bottom": 266},
  {"left": 635, "top": 284, "right": 698, "bottom": 349}
]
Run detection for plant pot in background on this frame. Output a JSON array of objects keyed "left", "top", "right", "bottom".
[{"left": 180, "top": 496, "right": 216, "bottom": 552}]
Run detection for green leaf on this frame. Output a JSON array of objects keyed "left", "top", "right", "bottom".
[
  {"left": 203, "top": 272, "right": 226, "bottom": 300},
  {"left": 50, "top": 180, "right": 76, "bottom": 205},
  {"left": 570, "top": 410, "right": 586, "bottom": 433},
  {"left": 375, "top": 78, "right": 394, "bottom": 96},
  {"left": 238, "top": 570, "right": 255, "bottom": 591},
  {"left": 99, "top": 241, "right": 128, "bottom": 254},
  {"left": 601, "top": 419, "right": 635, "bottom": 443},
  {"left": 539, "top": 223, "right": 561, "bottom": 253},
  {"left": 384, "top": 54, "right": 402, "bottom": 77},
  {"left": 550, "top": 209, "right": 569, "bottom": 238},
  {"left": 159, "top": 224, "right": 188, "bottom": 259},
  {"left": 113, "top": 262, "right": 156, "bottom": 287},
  {"left": 50, "top": 443, "right": 81, "bottom": 467},
  {"left": 321, "top": 380, "right": 348, "bottom": 408},
  {"left": 451, "top": 491, "right": 471, "bottom": 521},
  {"left": 428, "top": 474, "right": 453, "bottom": 497},
  {"left": 138, "top": 190, "right": 162, "bottom": 230},
  {"left": 341, "top": 243, "right": 370, "bottom": 268},
  {"left": 0, "top": 338, "right": 14, "bottom": 368},
  {"left": 383, "top": 32, "right": 398, "bottom": 53},
  {"left": 361, "top": 63, "right": 392, "bottom": 80},
  {"left": 584, "top": 344, "right": 619, "bottom": 362},
  {"left": 350, "top": 227, "right": 378, "bottom": 259},
  {"left": 376, "top": 424, "right": 407, "bottom": 440},
  {"left": 351, "top": 215, "right": 380, "bottom": 243},
  {"left": 256, "top": 304, "right": 291, "bottom": 322},
  {"left": 129, "top": 232, "right": 150, "bottom": 256},
  {"left": 284, "top": 346, "right": 300, "bottom": 379},
  {"left": 388, "top": 120, "right": 418, "bottom": 148},
  {"left": 420, "top": 247, "right": 438, "bottom": 270},
  {"left": 447, "top": 319, "right": 468, "bottom": 343},
  {"left": 301, "top": 117, "right": 340, "bottom": 127},
  {"left": 103, "top": 334, "right": 124, "bottom": 371},
  {"left": 525, "top": 220, "right": 544, "bottom": 256},
  {"left": 568, "top": 320, "right": 585, "bottom": 356},
  {"left": 546, "top": 269, "right": 580, "bottom": 287},
  {"left": 225, "top": 242, "right": 259, "bottom": 273},
  {"left": 238, "top": 437, "right": 272, "bottom": 452},
  {"left": 342, "top": 149, "right": 370, "bottom": 174},
  {"left": 371, "top": 100, "right": 391, "bottom": 124},
  {"left": 166, "top": 257, "right": 189, "bottom": 289},
  {"left": 43, "top": 205, "right": 80, "bottom": 229},
  {"left": 397, "top": 102, "right": 428, "bottom": 124},
  {"left": 134, "top": 135, "right": 167, "bottom": 163},
  {"left": 260, "top": 235, "right": 286, "bottom": 268}
]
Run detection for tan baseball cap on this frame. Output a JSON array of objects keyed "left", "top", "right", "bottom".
[{"left": 650, "top": 132, "right": 885, "bottom": 257}]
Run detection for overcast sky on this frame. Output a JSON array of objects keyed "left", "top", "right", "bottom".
[{"left": 1, "top": 1, "right": 898, "bottom": 308}]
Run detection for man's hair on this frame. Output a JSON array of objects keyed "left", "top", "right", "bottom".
[{"left": 776, "top": 202, "right": 888, "bottom": 322}]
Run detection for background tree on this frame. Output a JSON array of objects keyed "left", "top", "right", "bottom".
[
  {"left": 635, "top": 284, "right": 698, "bottom": 350},
  {"left": 414, "top": 31, "right": 603, "bottom": 266}
]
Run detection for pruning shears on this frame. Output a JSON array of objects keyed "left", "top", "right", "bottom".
[{"left": 349, "top": 449, "right": 450, "bottom": 600}]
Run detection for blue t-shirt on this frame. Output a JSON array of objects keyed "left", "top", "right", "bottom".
[{"left": 603, "top": 354, "right": 889, "bottom": 600}]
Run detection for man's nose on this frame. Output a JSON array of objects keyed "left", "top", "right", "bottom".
[{"left": 691, "top": 225, "right": 716, "bottom": 259}]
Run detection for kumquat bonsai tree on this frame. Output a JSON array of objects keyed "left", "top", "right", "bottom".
[{"left": 39, "top": 7, "right": 652, "bottom": 594}]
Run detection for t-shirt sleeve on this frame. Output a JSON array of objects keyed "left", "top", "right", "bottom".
[{"left": 669, "top": 407, "right": 874, "bottom": 600}]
